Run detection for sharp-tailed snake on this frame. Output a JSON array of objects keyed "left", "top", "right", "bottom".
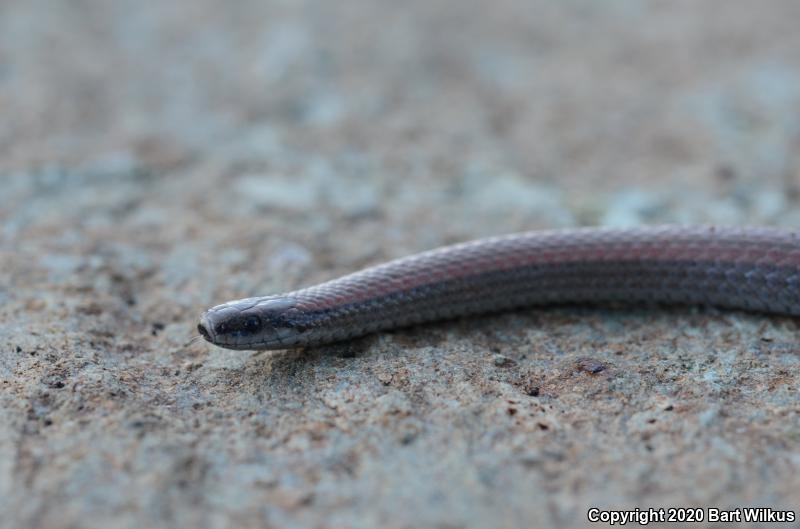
[{"left": 198, "top": 225, "right": 800, "bottom": 350}]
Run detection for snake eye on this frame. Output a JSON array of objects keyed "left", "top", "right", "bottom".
[{"left": 243, "top": 315, "right": 261, "bottom": 332}]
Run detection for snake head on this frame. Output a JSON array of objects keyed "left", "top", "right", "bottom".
[{"left": 198, "top": 297, "right": 306, "bottom": 350}]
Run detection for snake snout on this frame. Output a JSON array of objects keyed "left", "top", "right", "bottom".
[{"left": 197, "top": 317, "right": 213, "bottom": 342}]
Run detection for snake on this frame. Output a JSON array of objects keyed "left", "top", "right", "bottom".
[{"left": 197, "top": 225, "right": 800, "bottom": 350}]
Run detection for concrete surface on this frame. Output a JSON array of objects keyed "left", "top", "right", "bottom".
[{"left": 1, "top": 1, "right": 799, "bottom": 528}]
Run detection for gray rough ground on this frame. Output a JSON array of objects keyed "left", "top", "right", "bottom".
[{"left": 2, "top": 1, "right": 800, "bottom": 528}]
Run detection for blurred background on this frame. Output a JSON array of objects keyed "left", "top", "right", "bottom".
[{"left": 2, "top": 1, "right": 800, "bottom": 528}]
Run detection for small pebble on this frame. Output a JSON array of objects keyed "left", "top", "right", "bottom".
[
  {"left": 576, "top": 357, "right": 606, "bottom": 374},
  {"left": 493, "top": 354, "right": 516, "bottom": 367}
]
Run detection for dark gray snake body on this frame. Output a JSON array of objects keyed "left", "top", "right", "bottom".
[{"left": 198, "top": 226, "right": 800, "bottom": 350}]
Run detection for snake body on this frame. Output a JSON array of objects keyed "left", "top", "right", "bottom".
[{"left": 198, "top": 226, "right": 800, "bottom": 350}]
